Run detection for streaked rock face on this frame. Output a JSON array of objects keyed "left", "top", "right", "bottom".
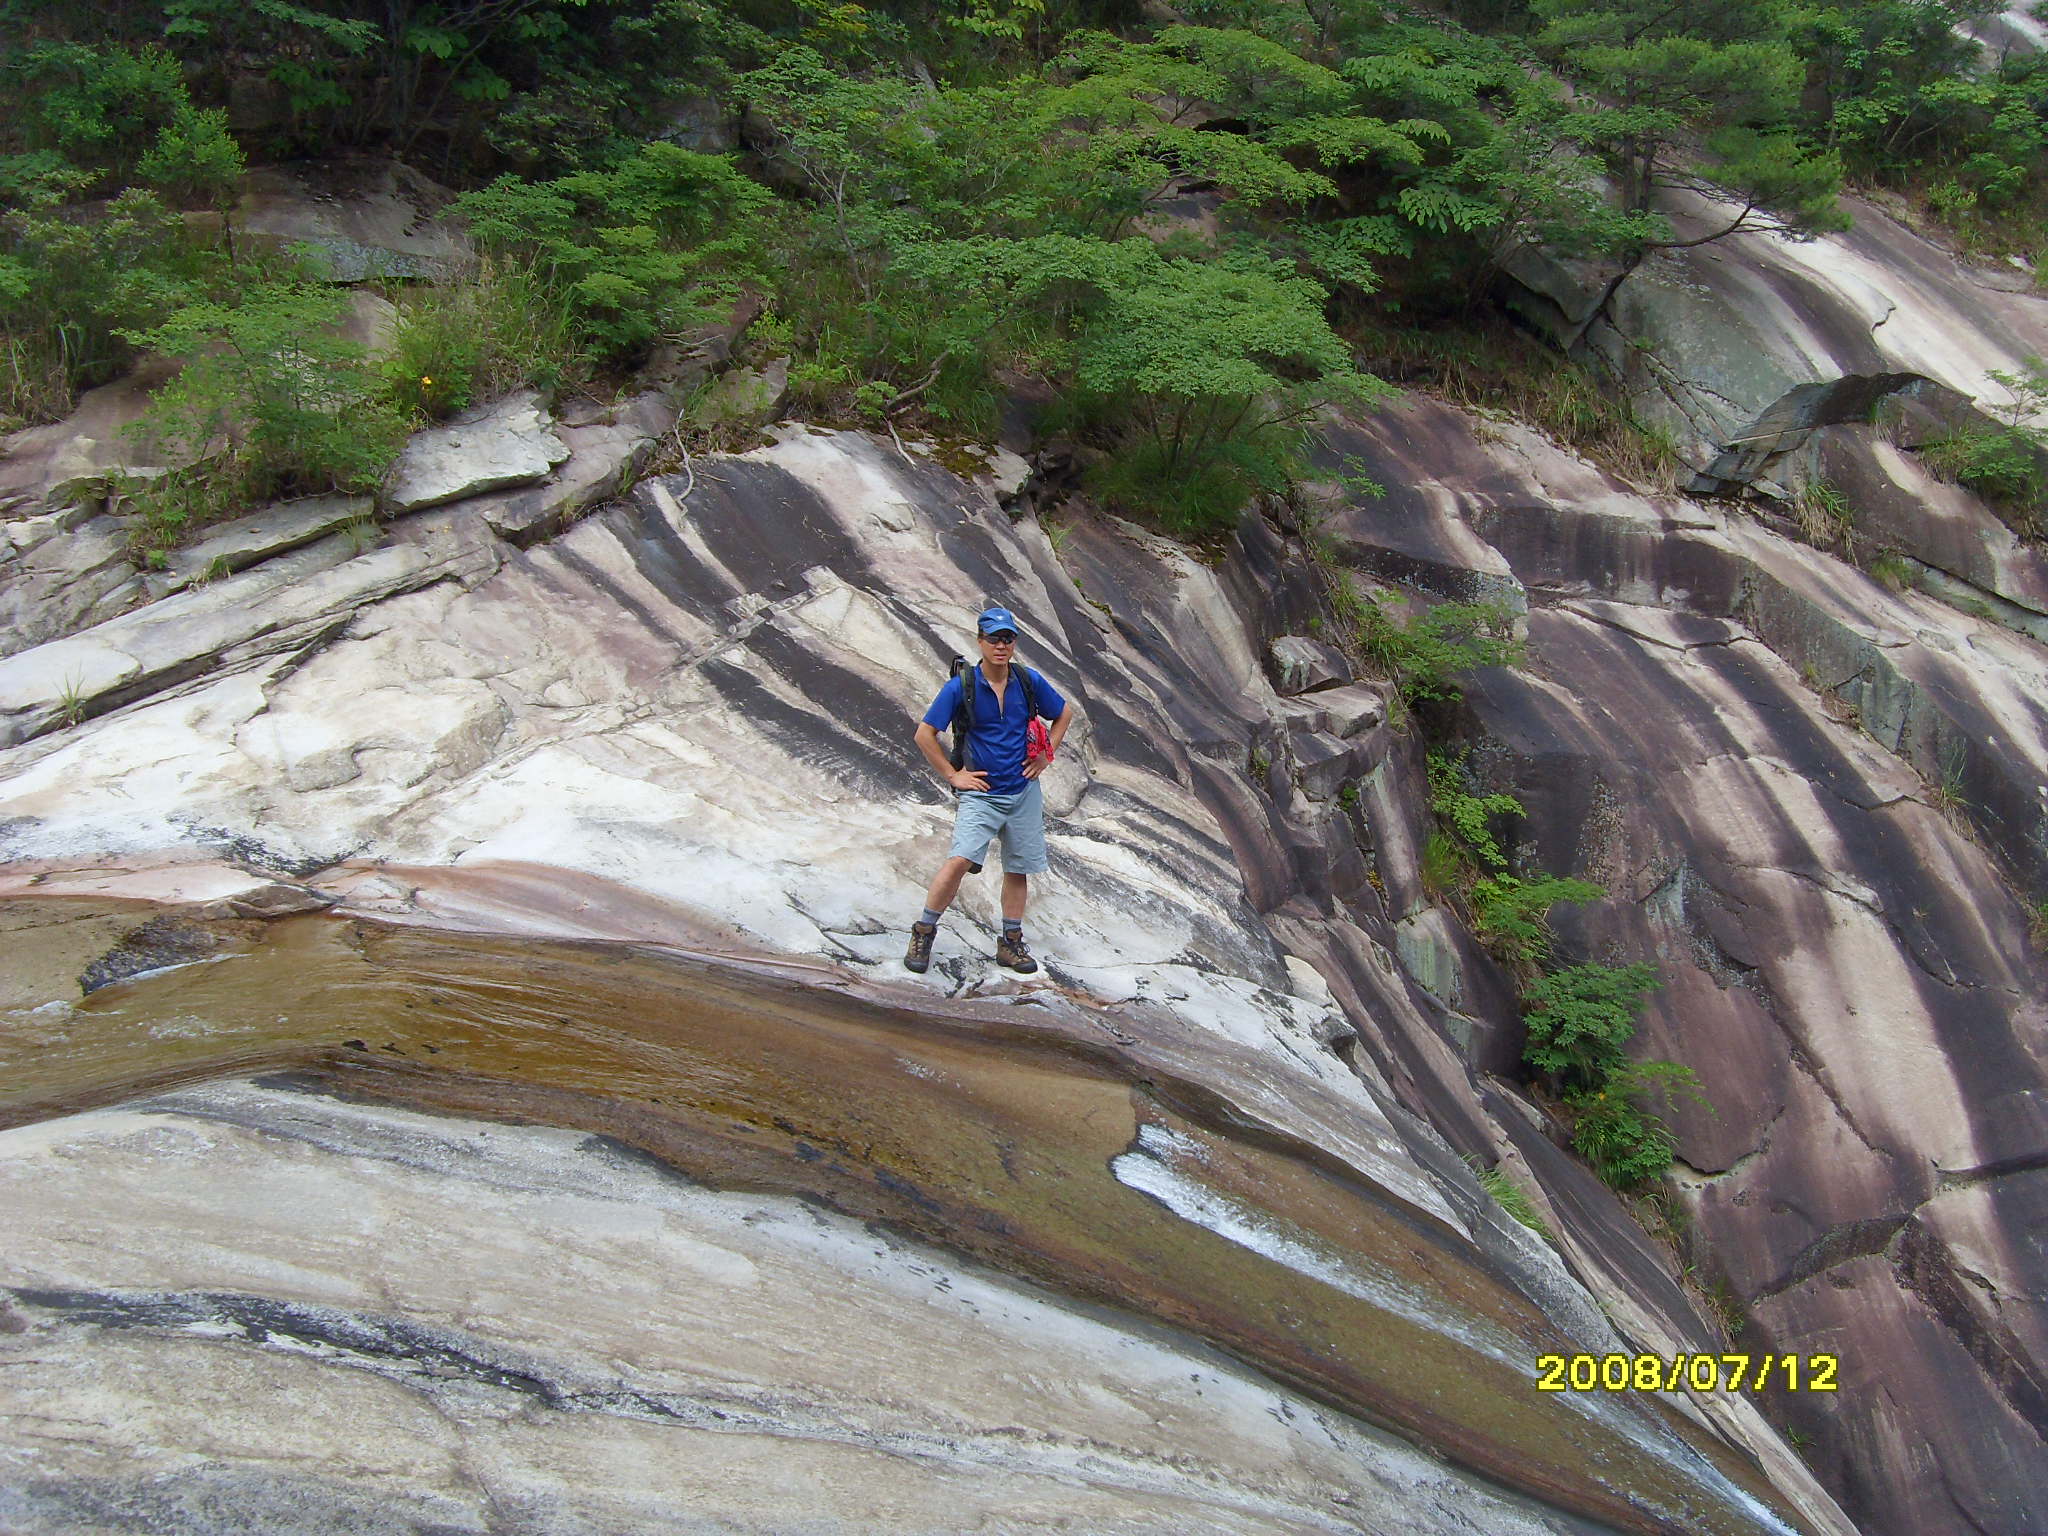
[
  {"left": 1324, "top": 396, "right": 2048, "bottom": 1536},
  {"left": 0, "top": 925, "right": 1817, "bottom": 1536},
  {"left": 0, "top": 424, "right": 1852, "bottom": 1535},
  {"left": 6, "top": 184, "right": 2046, "bottom": 1532}
]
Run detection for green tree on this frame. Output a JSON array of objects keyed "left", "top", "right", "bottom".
[
  {"left": 456, "top": 142, "right": 769, "bottom": 368},
  {"left": 123, "top": 282, "right": 410, "bottom": 548},
  {"left": 0, "top": 188, "right": 206, "bottom": 421},
  {"left": 899, "top": 234, "right": 1385, "bottom": 529},
  {"left": 1521, "top": 959, "right": 1662, "bottom": 1088},
  {"left": 1532, "top": 0, "right": 1846, "bottom": 243}
]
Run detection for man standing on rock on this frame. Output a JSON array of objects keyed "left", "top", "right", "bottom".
[{"left": 906, "top": 607, "right": 1073, "bottom": 976}]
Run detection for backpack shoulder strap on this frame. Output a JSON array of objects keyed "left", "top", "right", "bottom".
[
  {"left": 947, "top": 656, "right": 974, "bottom": 769},
  {"left": 1018, "top": 666, "right": 1042, "bottom": 719}
]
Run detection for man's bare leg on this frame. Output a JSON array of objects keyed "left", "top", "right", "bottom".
[
  {"left": 924, "top": 856, "right": 975, "bottom": 915},
  {"left": 1001, "top": 871, "right": 1028, "bottom": 923}
]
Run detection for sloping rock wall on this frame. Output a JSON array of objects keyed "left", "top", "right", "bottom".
[
  {"left": 1327, "top": 395, "right": 2048, "bottom": 1536},
  {"left": 1506, "top": 191, "right": 2048, "bottom": 532},
  {"left": 0, "top": 423, "right": 1848, "bottom": 1536}
]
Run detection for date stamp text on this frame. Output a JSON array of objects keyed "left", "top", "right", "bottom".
[{"left": 1535, "top": 1352, "right": 1839, "bottom": 1393}]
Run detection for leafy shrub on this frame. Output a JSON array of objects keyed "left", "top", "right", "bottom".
[
  {"left": 1920, "top": 360, "right": 2048, "bottom": 529},
  {"left": 124, "top": 282, "right": 408, "bottom": 550},
  {"left": 1567, "top": 1061, "right": 1705, "bottom": 1188},
  {"left": 384, "top": 255, "right": 576, "bottom": 417},
  {"left": 1426, "top": 749, "right": 1522, "bottom": 871},
  {"left": 1471, "top": 872, "right": 1605, "bottom": 968},
  {"left": 0, "top": 188, "right": 210, "bottom": 420},
  {"left": 1358, "top": 596, "right": 1523, "bottom": 702},
  {"left": 456, "top": 142, "right": 770, "bottom": 371},
  {"left": 1522, "top": 960, "right": 1662, "bottom": 1089}
]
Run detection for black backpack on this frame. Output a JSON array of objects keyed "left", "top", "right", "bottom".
[{"left": 947, "top": 656, "right": 1044, "bottom": 771}]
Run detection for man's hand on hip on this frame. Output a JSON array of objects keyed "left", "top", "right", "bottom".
[{"left": 950, "top": 768, "right": 990, "bottom": 791}]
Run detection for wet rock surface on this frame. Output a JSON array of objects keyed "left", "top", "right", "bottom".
[{"left": 0, "top": 927, "right": 1807, "bottom": 1536}]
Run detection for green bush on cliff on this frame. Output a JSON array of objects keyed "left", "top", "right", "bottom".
[
  {"left": 455, "top": 142, "right": 770, "bottom": 371},
  {"left": 1921, "top": 359, "right": 2048, "bottom": 530},
  {"left": 1566, "top": 1060, "right": 1706, "bottom": 1187},
  {"left": 1521, "top": 960, "right": 1705, "bottom": 1189},
  {"left": 1426, "top": 749, "right": 1523, "bottom": 870},
  {"left": 0, "top": 42, "right": 243, "bottom": 421},
  {"left": 1472, "top": 872, "right": 1605, "bottom": 968},
  {"left": 1360, "top": 600, "right": 1523, "bottom": 704},
  {"left": 123, "top": 281, "right": 409, "bottom": 551},
  {"left": 1521, "top": 960, "right": 1661, "bottom": 1089},
  {"left": 0, "top": 187, "right": 210, "bottom": 423}
]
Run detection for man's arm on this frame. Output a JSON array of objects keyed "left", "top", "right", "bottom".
[
  {"left": 1046, "top": 703, "right": 1073, "bottom": 754},
  {"left": 915, "top": 721, "right": 987, "bottom": 791},
  {"left": 1022, "top": 704, "right": 1073, "bottom": 781}
]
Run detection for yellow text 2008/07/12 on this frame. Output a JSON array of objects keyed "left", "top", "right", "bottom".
[{"left": 1534, "top": 1353, "right": 1840, "bottom": 1393}]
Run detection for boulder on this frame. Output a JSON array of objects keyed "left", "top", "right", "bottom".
[
  {"left": 685, "top": 358, "right": 789, "bottom": 432},
  {"left": 1267, "top": 634, "right": 1351, "bottom": 694},
  {"left": 0, "top": 512, "right": 140, "bottom": 658},
  {"left": 475, "top": 392, "right": 675, "bottom": 547},
  {"left": 385, "top": 391, "right": 570, "bottom": 516},
  {"left": 159, "top": 494, "right": 376, "bottom": 593},
  {"left": 1312, "top": 683, "right": 1388, "bottom": 738},
  {"left": 234, "top": 159, "right": 469, "bottom": 282}
]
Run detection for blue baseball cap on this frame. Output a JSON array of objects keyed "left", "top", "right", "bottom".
[{"left": 977, "top": 606, "right": 1020, "bottom": 637}]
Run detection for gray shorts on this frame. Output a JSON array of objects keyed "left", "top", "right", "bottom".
[{"left": 947, "top": 780, "right": 1049, "bottom": 874}]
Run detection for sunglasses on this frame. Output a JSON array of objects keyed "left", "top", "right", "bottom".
[{"left": 982, "top": 630, "right": 1017, "bottom": 644}]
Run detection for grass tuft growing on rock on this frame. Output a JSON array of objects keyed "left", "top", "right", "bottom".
[{"left": 1466, "top": 1156, "right": 1551, "bottom": 1240}]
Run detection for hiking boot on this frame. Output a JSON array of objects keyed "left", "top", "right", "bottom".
[
  {"left": 904, "top": 921, "right": 937, "bottom": 974},
  {"left": 994, "top": 931, "right": 1039, "bottom": 973}
]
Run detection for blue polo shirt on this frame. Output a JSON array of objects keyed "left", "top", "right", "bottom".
[{"left": 923, "top": 664, "right": 1066, "bottom": 795}]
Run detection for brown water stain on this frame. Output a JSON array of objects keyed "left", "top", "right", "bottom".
[{"left": 0, "top": 903, "right": 1812, "bottom": 1536}]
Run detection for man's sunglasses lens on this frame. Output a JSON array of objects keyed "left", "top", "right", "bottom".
[{"left": 986, "top": 631, "right": 1017, "bottom": 643}]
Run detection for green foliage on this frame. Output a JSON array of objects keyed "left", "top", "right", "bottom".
[
  {"left": 385, "top": 255, "right": 578, "bottom": 413},
  {"left": 3, "top": 42, "right": 192, "bottom": 190},
  {"left": 1466, "top": 1156, "right": 1550, "bottom": 1237},
  {"left": 1420, "top": 829, "right": 1470, "bottom": 898},
  {"left": 456, "top": 142, "right": 770, "bottom": 369},
  {"left": 1471, "top": 872, "right": 1606, "bottom": 967},
  {"left": 1919, "top": 359, "right": 2048, "bottom": 528},
  {"left": 0, "top": 188, "right": 210, "bottom": 420},
  {"left": 1521, "top": 961, "right": 1695, "bottom": 1190},
  {"left": 1531, "top": 0, "right": 1845, "bottom": 241},
  {"left": 123, "top": 282, "right": 409, "bottom": 549},
  {"left": 894, "top": 233, "right": 1385, "bottom": 531},
  {"left": 1568, "top": 1060, "right": 1706, "bottom": 1187},
  {"left": 135, "top": 103, "right": 246, "bottom": 216},
  {"left": 1788, "top": 0, "right": 2047, "bottom": 238},
  {"left": 1358, "top": 596, "right": 1524, "bottom": 703},
  {"left": 1426, "top": 749, "right": 1523, "bottom": 871},
  {"left": 1522, "top": 961, "right": 1663, "bottom": 1088}
]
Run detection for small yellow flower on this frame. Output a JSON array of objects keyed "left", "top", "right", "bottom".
[{"left": 421, "top": 376, "right": 433, "bottom": 387}]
